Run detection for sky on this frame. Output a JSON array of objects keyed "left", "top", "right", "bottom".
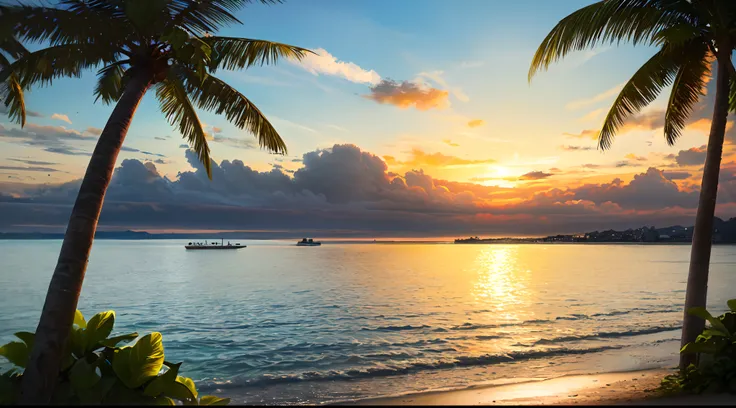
[{"left": 1, "top": 0, "right": 736, "bottom": 238}]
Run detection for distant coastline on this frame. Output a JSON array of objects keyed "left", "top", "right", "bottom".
[{"left": 4, "top": 216, "right": 736, "bottom": 244}]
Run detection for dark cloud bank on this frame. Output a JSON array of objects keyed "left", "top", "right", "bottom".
[{"left": 4, "top": 144, "right": 736, "bottom": 238}]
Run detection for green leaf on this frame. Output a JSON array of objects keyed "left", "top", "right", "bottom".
[
  {"left": 69, "top": 357, "right": 101, "bottom": 391},
  {"left": 76, "top": 376, "right": 116, "bottom": 405},
  {"left": 688, "top": 307, "right": 731, "bottom": 336},
  {"left": 112, "top": 333, "right": 165, "bottom": 389},
  {"left": 681, "top": 341, "right": 720, "bottom": 355},
  {"left": 85, "top": 311, "right": 116, "bottom": 352},
  {"left": 13, "top": 332, "right": 34, "bottom": 349},
  {"left": 154, "top": 396, "right": 177, "bottom": 405},
  {"left": 99, "top": 332, "right": 139, "bottom": 348},
  {"left": 200, "top": 395, "right": 230, "bottom": 405},
  {"left": 70, "top": 326, "right": 88, "bottom": 359},
  {"left": 0, "top": 342, "right": 29, "bottom": 368},
  {"left": 161, "top": 376, "right": 198, "bottom": 402},
  {"left": 74, "top": 310, "right": 87, "bottom": 329},
  {"left": 727, "top": 299, "right": 736, "bottom": 312},
  {"left": 144, "top": 362, "right": 181, "bottom": 397}
]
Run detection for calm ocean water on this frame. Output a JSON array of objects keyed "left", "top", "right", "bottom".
[{"left": 2, "top": 240, "right": 736, "bottom": 404}]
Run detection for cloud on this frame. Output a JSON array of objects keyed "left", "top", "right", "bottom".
[
  {"left": 519, "top": 171, "right": 552, "bottom": 180},
  {"left": 120, "top": 146, "right": 167, "bottom": 158},
  {"left": 212, "top": 135, "right": 257, "bottom": 150},
  {"left": 8, "top": 158, "right": 57, "bottom": 166},
  {"left": 675, "top": 145, "right": 707, "bottom": 166},
  {"left": 579, "top": 107, "right": 606, "bottom": 122},
  {"left": 51, "top": 113, "right": 72, "bottom": 124},
  {"left": 44, "top": 147, "right": 91, "bottom": 156},
  {"left": 0, "top": 123, "right": 96, "bottom": 156},
  {"left": 443, "top": 139, "right": 460, "bottom": 147},
  {"left": 0, "top": 165, "right": 60, "bottom": 173},
  {"left": 365, "top": 79, "right": 449, "bottom": 111},
  {"left": 564, "top": 129, "right": 599, "bottom": 140},
  {"left": 7, "top": 145, "right": 736, "bottom": 237},
  {"left": 566, "top": 82, "right": 625, "bottom": 110},
  {"left": 467, "top": 119, "right": 485, "bottom": 128},
  {"left": 625, "top": 154, "right": 647, "bottom": 162},
  {"left": 84, "top": 127, "right": 102, "bottom": 135},
  {"left": 326, "top": 124, "right": 348, "bottom": 132},
  {"left": 179, "top": 144, "right": 189, "bottom": 149},
  {"left": 663, "top": 171, "right": 692, "bottom": 180},
  {"left": 294, "top": 48, "right": 381, "bottom": 85},
  {"left": 384, "top": 149, "right": 494, "bottom": 169},
  {"left": 560, "top": 145, "right": 595, "bottom": 151},
  {"left": 154, "top": 136, "right": 167, "bottom": 141},
  {"left": 416, "top": 71, "right": 469, "bottom": 102}
]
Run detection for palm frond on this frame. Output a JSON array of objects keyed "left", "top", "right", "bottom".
[
  {"left": 94, "top": 62, "right": 127, "bottom": 105},
  {"left": 1, "top": 3, "right": 125, "bottom": 46},
  {"left": 0, "top": 43, "right": 116, "bottom": 89},
  {"left": 165, "top": 0, "right": 242, "bottom": 36},
  {"left": 598, "top": 45, "right": 685, "bottom": 150},
  {"left": 730, "top": 70, "right": 736, "bottom": 114},
  {"left": 0, "top": 72, "right": 26, "bottom": 127},
  {"left": 529, "top": 0, "right": 689, "bottom": 82},
  {"left": 177, "top": 66, "right": 287, "bottom": 154},
  {"left": 204, "top": 36, "right": 313, "bottom": 72},
  {"left": 156, "top": 70, "right": 212, "bottom": 178},
  {"left": 664, "top": 43, "right": 712, "bottom": 145}
]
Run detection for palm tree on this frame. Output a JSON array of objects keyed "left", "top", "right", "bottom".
[
  {"left": 0, "top": 0, "right": 312, "bottom": 402},
  {"left": 528, "top": 0, "right": 736, "bottom": 370}
]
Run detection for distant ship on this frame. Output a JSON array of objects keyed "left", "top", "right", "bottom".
[
  {"left": 297, "top": 238, "right": 322, "bottom": 246},
  {"left": 185, "top": 238, "right": 246, "bottom": 250}
]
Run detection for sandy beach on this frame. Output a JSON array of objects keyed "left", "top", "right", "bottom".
[{"left": 346, "top": 369, "right": 734, "bottom": 406}]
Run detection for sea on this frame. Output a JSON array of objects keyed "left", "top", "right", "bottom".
[{"left": 2, "top": 240, "right": 736, "bottom": 405}]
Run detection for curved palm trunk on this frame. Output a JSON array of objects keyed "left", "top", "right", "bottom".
[
  {"left": 19, "top": 72, "right": 152, "bottom": 403},
  {"left": 679, "top": 55, "right": 731, "bottom": 370}
]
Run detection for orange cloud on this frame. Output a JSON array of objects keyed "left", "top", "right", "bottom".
[
  {"left": 365, "top": 79, "right": 449, "bottom": 111},
  {"left": 443, "top": 139, "right": 460, "bottom": 147},
  {"left": 625, "top": 153, "right": 647, "bottom": 162},
  {"left": 564, "top": 129, "right": 599, "bottom": 140},
  {"left": 384, "top": 149, "right": 494, "bottom": 168},
  {"left": 467, "top": 119, "right": 485, "bottom": 128}
]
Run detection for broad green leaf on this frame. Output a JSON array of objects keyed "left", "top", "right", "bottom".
[
  {"left": 0, "top": 342, "right": 29, "bottom": 368},
  {"left": 681, "top": 341, "right": 720, "bottom": 354},
  {"left": 154, "top": 396, "right": 177, "bottom": 406},
  {"left": 727, "top": 299, "right": 736, "bottom": 312},
  {"left": 176, "top": 376, "right": 198, "bottom": 400},
  {"left": 702, "top": 329, "right": 727, "bottom": 338},
  {"left": 688, "top": 307, "right": 730, "bottom": 336},
  {"left": 76, "top": 376, "right": 116, "bottom": 405},
  {"left": 99, "top": 332, "right": 139, "bottom": 348},
  {"left": 144, "top": 362, "right": 181, "bottom": 397},
  {"left": 112, "top": 333, "right": 165, "bottom": 389},
  {"left": 70, "top": 326, "right": 88, "bottom": 358},
  {"left": 13, "top": 332, "right": 34, "bottom": 349},
  {"left": 161, "top": 376, "right": 197, "bottom": 401},
  {"left": 200, "top": 395, "right": 230, "bottom": 405},
  {"left": 85, "top": 311, "right": 116, "bottom": 352},
  {"left": 69, "top": 358, "right": 101, "bottom": 391},
  {"left": 74, "top": 310, "right": 87, "bottom": 329}
]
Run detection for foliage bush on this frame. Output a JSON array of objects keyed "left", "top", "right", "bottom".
[
  {"left": 0, "top": 310, "right": 229, "bottom": 405},
  {"left": 660, "top": 299, "right": 736, "bottom": 394}
]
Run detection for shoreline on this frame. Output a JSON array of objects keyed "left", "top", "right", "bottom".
[{"left": 340, "top": 368, "right": 732, "bottom": 406}]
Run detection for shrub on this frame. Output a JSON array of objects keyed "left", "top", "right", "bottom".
[
  {"left": 0, "top": 310, "right": 229, "bottom": 405},
  {"left": 660, "top": 299, "right": 736, "bottom": 394}
]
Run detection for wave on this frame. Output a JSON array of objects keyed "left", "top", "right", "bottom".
[
  {"left": 532, "top": 325, "right": 680, "bottom": 346},
  {"left": 197, "top": 345, "right": 623, "bottom": 391},
  {"left": 360, "top": 324, "right": 431, "bottom": 332}
]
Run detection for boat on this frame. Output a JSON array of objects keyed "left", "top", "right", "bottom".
[
  {"left": 185, "top": 238, "right": 245, "bottom": 250},
  {"left": 296, "top": 238, "right": 321, "bottom": 246}
]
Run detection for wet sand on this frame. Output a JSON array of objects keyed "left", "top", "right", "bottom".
[{"left": 345, "top": 369, "right": 734, "bottom": 406}]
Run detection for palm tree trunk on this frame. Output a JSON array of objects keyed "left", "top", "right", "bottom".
[
  {"left": 19, "top": 71, "right": 152, "bottom": 403},
  {"left": 679, "top": 54, "right": 731, "bottom": 370}
]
